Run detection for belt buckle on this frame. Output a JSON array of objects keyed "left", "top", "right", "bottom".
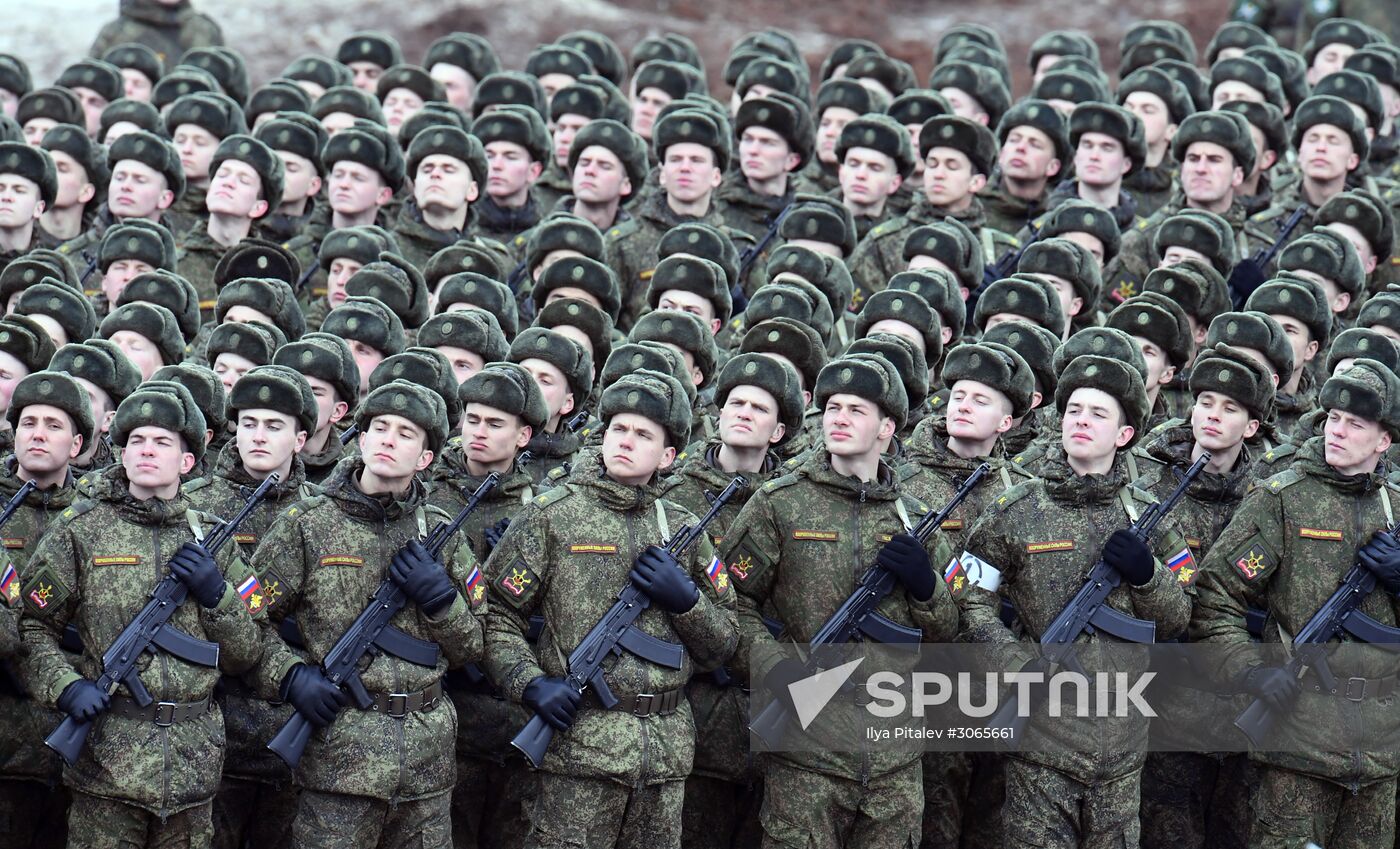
[
  {"left": 1345, "top": 677, "right": 1367, "bottom": 702},
  {"left": 632, "top": 693, "right": 655, "bottom": 716},
  {"left": 387, "top": 693, "right": 410, "bottom": 718},
  {"left": 153, "top": 702, "right": 178, "bottom": 727}
]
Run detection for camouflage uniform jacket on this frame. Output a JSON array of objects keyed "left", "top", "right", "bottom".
[
  {"left": 1130, "top": 422, "right": 1258, "bottom": 563},
  {"left": 847, "top": 194, "right": 1019, "bottom": 313},
  {"left": 979, "top": 175, "right": 1051, "bottom": 239},
  {"left": 177, "top": 225, "right": 233, "bottom": 322},
  {"left": 89, "top": 0, "right": 223, "bottom": 64},
  {"left": 721, "top": 449, "right": 959, "bottom": 781},
  {"left": 249, "top": 457, "right": 484, "bottom": 801},
  {"left": 1101, "top": 193, "right": 1249, "bottom": 311},
  {"left": 958, "top": 447, "right": 1191, "bottom": 781},
  {"left": 1192, "top": 437, "right": 1400, "bottom": 787},
  {"left": 17, "top": 466, "right": 261, "bottom": 815},
  {"left": 426, "top": 439, "right": 536, "bottom": 564},
  {"left": 471, "top": 192, "right": 544, "bottom": 252},
  {"left": 534, "top": 162, "right": 572, "bottom": 214},
  {"left": 391, "top": 199, "right": 511, "bottom": 275},
  {"left": 59, "top": 205, "right": 183, "bottom": 299},
  {"left": 715, "top": 177, "right": 793, "bottom": 241},
  {"left": 1123, "top": 155, "right": 1177, "bottom": 218},
  {"left": 482, "top": 450, "right": 738, "bottom": 785},
  {"left": 163, "top": 186, "right": 208, "bottom": 245},
  {"left": 521, "top": 427, "right": 582, "bottom": 488},
  {"left": 1274, "top": 374, "right": 1320, "bottom": 443}
]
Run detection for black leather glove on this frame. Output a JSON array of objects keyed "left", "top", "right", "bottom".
[
  {"left": 1101, "top": 530, "right": 1155, "bottom": 586},
  {"left": 169, "top": 542, "right": 225, "bottom": 608},
  {"left": 389, "top": 540, "right": 458, "bottom": 617},
  {"left": 1243, "top": 665, "right": 1301, "bottom": 713},
  {"left": 523, "top": 676, "right": 582, "bottom": 731},
  {"left": 1226, "top": 260, "right": 1266, "bottom": 308},
  {"left": 629, "top": 544, "right": 699, "bottom": 614},
  {"left": 1360, "top": 531, "right": 1400, "bottom": 596},
  {"left": 762, "top": 657, "right": 810, "bottom": 715},
  {"left": 876, "top": 533, "right": 935, "bottom": 601},
  {"left": 57, "top": 678, "right": 110, "bottom": 721},
  {"left": 280, "top": 663, "right": 348, "bottom": 728},
  {"left": 483, "top": 517, "right": 511, "bottom": 554}
]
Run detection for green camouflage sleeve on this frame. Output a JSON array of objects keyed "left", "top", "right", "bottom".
[
  {"left": 199, "top": 544, "right": 263, "bottom": 677},
  {"left": 718, "top": 490, "right": 785, "bottom": 683},
  {"left": 422, "top": 535, "right": 485, "bottom": 668},
  {"left": 16, "top": 524, "right": 83, "bottom": 708},
  {"left": 667, "top": 529, "right": 738, "bottom": 673},
  {"left": 908, "top": 531, "right": 960, "bottom": 642},
  {"left": 958, "top": 510, "right": 1032, "bottom": 671},
  {"left": 1127, "top": 517, "right": 1192, "bottom": 641},
  {"left": 482, "top": 503, "right": 550, "bottom": 702},
  {"left": 248, "top": 506, "right": 312, "bottom": 695}
]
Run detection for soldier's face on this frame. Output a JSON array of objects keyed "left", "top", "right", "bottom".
[
  {"left": 740, "top": 127, "right": 797, "bottom": 183},
  {"left": 108, "top": 330, "right": 163, "bottom": 381},
  {"left": 0, "top": 351, "right": 26, "bottom": 415},
  {"left": 1057, "top": 231, "right": 1105, "bottom": 269},
  {"left": 348, "top": 340, "right": 384, "bottom": 395},
  {"left": 484, "top": 142, "right": 542, "bottom": 204},
  {"left": 121, "top": 69, "right": 154, "bottom": 102},
  {"left": 212, "top": 352, "right": 257, "bottom": 395},
  {"left": 328, "top": 162, "right": 390, "bottom": 216},
  {"left": 1298, "top": 124, "right": 1360, "bottom": 182},
  {"left": 1268, "top": 314, "right": 1319, "bottom": 376},
  {"left": 903, "top": 124, "right": 924, "bottom": 175},
  {"left": 50, "top": 150, "right": 95, "bottom": 210},
  {"left": 326, "top": 258, "right": 363, "bottom": 309},
  {"left": 1123, "top": 92, "right": 1175, "bottom": 148},
  {"left": 1322, "top": 222, "right": 1378, "bottom": 275},
  {"left": 553, "top": 114, "right": 590, "bottom": 167},
  {"left": 1211, "top": 80, "right": 1265, "bottom": 109},
  {"left": 429, "top": 64, "right": 476, "bottom": 112},
  {"left": 381, "top": 87, "right": 425, "bottom": 132},
  {"left": 999, "top": 125, "right": 1061, "bottom": 183},
  {"left": 74, "top": 377, "right": 115, "bottom": 435},
  {"left": 543, "top": 285, "right": 602, "bottom": 313},
  {"left": 0, "top": 88, "right": 17, "bottom": 119},
  {"left": 1134, "top": 336, "right": 1177, "bottom": 390},
  {"left": 1074, "top": 132, "right": 1130, "bottom": 189},
  {"left": 14, "top": 403, "right": 81, "bottom": 475},
  {"left": 630, "top": 87, "right": 672, "bottom": 140},
  {"left": 822, "top": 392, "right": 894, "bottom": 458},
  {"left": 236, "top": 409, "right": 306, "bottom": 476},
  {"left": 276, "top": 151, "right": 322, "bottom": 205},
  {"left": 947, "top": 379, "right": 1013, "bottom": 442},
  {"left": 359, "top": 414, "right": 434, "bottom": 482},
  {"left": 1061, "top": 387, "right": 1132, "bottom": 463},
  {"left": 305, "top": 375, "right": 350, "bottom": 435},
  {"left": 101, "top": 259, "right": 154, "bottom": 307},
  {"left": 206, "top": 159, "right": 269, "bottom": 220},
  {"left": 656, "top": 289, "right": 717, "bottom": 334},
  {"left": 572, "top": 144, "right": 631, "bottom": 205},
  {"left": 0, "top": 173, "right": 44, "bottom": 227},
  {"left": 922, "top": 148, "right": 984, "bottom": 210},
  {"left": 817, "top": 106, "right": 859, "bottom": 165},
  {"left": 719, "top": 384, "right": 784, "bottom": 449},
  {"left": 537, "top": 74, "right": 575, "bottom": 104},
  {"left": 348, "top": 62, "right": 386, "bottom": 93},
  {"left": 660, "top": 144, "right": 722, "bottom": 204},
  {"left": 866, "top": 320, "right": 926, "bottom": 356},
  {"left": 435, "top": 345, "right": 486, "bottom": 386},
  {"left": 1309, "top": 44, "right": 1357, "bottom": 85},
  {"left": 1032, "top": 55, "right": 1062, "bottom": 88},
  {"left": 840, "top": 147, "right": 903, "bottom": 207},
  {"left": 1160, "top": 246, "right": 1211, "bottom": 269},
  {"left": 22, "top": 118, "right": 56, "bottom": 147},
  {"left": 1191, "top": 390, "right": 1258, "bottom": 453},
  {"left": 123, "top": 425, "right": 195, "bottom": 492},
  {"left": 462, "top": 402, "right": 530, "bottom": 468},
  {"left": 109, "top": 160, "right": 172, "bottom": 220},
  {"left": 1323, "top": 408, "right": 1391, "bottom": 474},
  {"left": 71, "top": 86, "right": 108, "bottom": 137},
  {"left": 521, "top": 357, "right": 575, "bottom": 424},
  {"left": 1180, "top": 142, "right": 1242, "bottom": 207},
  {"left": 602, "top": 412, "right": 676, "bottom": 485},
  {"left": 172, "top": 123, "right": 219, "bottom": 183},
  {"left": 1037, "top": 273, "right": 1084, "bottom": 324},
  {"left": 415, "top": 154, "right": 477, "bottom": 214},
  {"left": 937, "top": 87, "right": 989, "bottom": 126}
]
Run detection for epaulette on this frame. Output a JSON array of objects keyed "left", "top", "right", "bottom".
[
  {"left": 531, "top": 486, "right": 573, "bottom": 509},
  {"left": 988, "top": 480, "right": 1035, "bottom": 512},
  {"left": 761, "top": 472, "right": 803, "bottom": 494},
  {"left": 894, "top": 460, "right": 922, "bottom": 483},
  {"left": 513, "top": 234, "right": 527, "bottom": 249},
  {"left": 546, "top": 464, "right": 571, "bottom": 482},
  {"left": 180, "top": 476, "right": 214, "bottom": 495},
  {"left": 1261, "top": 467, "right": 1305, "bottom": 494},
  {"left": 1124, "top": 484, "right": 1162, "bottom": 505},
  {"left": 281, "top": 494, "right": 327, "bottom": 521},
  {"left": 54, "top": 499, "right": 98, "bottom": 525},
  {"left": 607, "top": 217, "right": 640, "bottom": 240},
  {"left": 1258, "top": 442, "right": 1298, "bottom": 466},
  {"left": 1135, "top": 218, "right": 1150, "bottom": 231}
]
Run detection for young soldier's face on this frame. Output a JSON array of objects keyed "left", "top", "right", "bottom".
[
  {"left": 70, "top": 86, "right": 108, "bottom": 136},
  {"left": 817, "top": 106, "right": 860, "bottom": 164},
  {"left": 520, "top": 357, "right": 575, "bottom": 422},
  {"left": 1322, "top": 222, "right": 1378, "bottom": 275},
  {"left": 305, "top": 375, "right": 349, "bottom": 435},
  {"left": 739, "top": 126, "right": 798, "bottom": 182},
  {"left": 206, "top": 159, "right": 269, "bottom": 219},
  {"left": 1309, "top": 43, "right": 1357, "bottom": 85},
  {"left": 276, "top": 151, "right": 322, "bottom": 205},
  {"left": 1059, "top": 231, "right": 1105, "bottom": 269},
  {"left": 14, "top": 403, "right": 81, "bottom": 475},
  {"left": 719, "top": 384, "right": 785, "bottom": 449},
  {"left": 656, "top": 289, "right": 718, "bottom": 334},
  {"left": 123, "top": 425, "right": 195, "bottom": 489},
  {"left": 172, "top": 123, "right": 219, "bottom": 183},
  {"left": 435, "top": 345, "right": 486, "bottom": 385},
  {"left": 1038, "top": 273, "right": 1084, "bottom": 321},
  {"left": 415, "top": 154, "right": 478, "bottom": 214},
  {"left": 1133, "top": 336, "right": 1177, "bottom": 390},
  {"left": 543, "top": 286, "right": 603, "bottom": 313},
  {"left": 1123, "top": 91, "right": 1175, "bottom": 148},
  {"left": 1298, "top": 123, "right": 1360, "bottom": 182},
  {"left": 947, "top": 379, "right": 1013, "bottom": 442},
  {"left": 50, "top": 150, "right": 95, "bottom": 210},
  {"left": 1061, "top": 387, "right": 1133, "bottom": 462},
  {"left": 325, "top": 257, "right": 362, "bottom": 309},
  {"left": 26, "top": 314, "right": 66, "bottom": 349},
  {"left": 822, "top": 392, "right": 895, "bottom": 458},
  {"left": 236, "top": 408, "right": 307, "bottom": 475},
  {"left": 484, "top": 141, "right": 542, "bottom": 203},
  {"left": 430, "top": 64, "right": 476, "bottom": 112},
  {"left": 1160, "top": 245, "right": 1212, "bottom": 269},
  {"left": 630, "top": 87, "right": 672, "bottom": 140},
  {"left": 659, "top": 143, "right": 721, "bottom": 204},
  {"left": 1074, "top": 132, "right": 1131, "bottom": 189},
  {"left": 1286, "top": 268, "right": 1349, "bottom": 315},
  {"left": 1191, "top": 390, "right": 1258, "bottom": 453},
  {"left": 999, "top": 125, "right": 1061, "bottom": 183},
  {"left": 22, "top": 118, "right": 57, "bottom": 146},
  {"left": 348, "top": 340, "right": 384, "bottom": 395},
  {"left": 937, "top": 87, "right": 989, "bottom": 125},
  {"left": 462, "top": 402, "right": 531, "bottom": 467},
  {"left": 0, "top": 87, "right": 18, "bottom": 119},
  {"left": 922, "top": 148, "right": 984, "bottom": 207},
  {"left": 121, "top": 69, "right": 154, "bottom": 102},
  {"left": 348, "top": 62, "right": 386, "bottom": 93},
  {"left": 572, "top": 144, "right": 631, "bottom": 205},
  {"left": 1180, "top": 142, "right": 1243, "bottom": 206},
  {"left": 223, "top": 305, "right": 275, "bottom": 327},
  {"left": 109, "top": 160, "right": 173, "bottom": 220},
  {"left": 1211, "top": 80, "right": 1265, "bottom": 109},
  {"left": 213, "top": 352, "right": 257, "bottom": 395},
  {"left": 839, "top": 147, "right": 903, "bottom": 207},
  {"left": 0, "top": 173, "right": 44, "bottom": 227},
  {"left": 74, "top": 377, "right": 115, "bottom": 435},
  {"left": 1323, "top": 408, "right": 1391, "bottom": 471},
  {"left": 381, "top": 87, "right": 425, "bottom": 132},
  {"left": 108, "top": 330, "right": 163, "bottom": 380},
  {"left": 553, "top": 114, "right": 590, "bottom": 167},
  {"left": 359, "top": 413, "right": 434, "bottom": 479},
  {"left": 602, "top": 412, "right": 676, "bottom": 485},
  {"left": 865, "top": 320, "right": 926, "bottom": 357},
  {"left": 328, "top": 162, "right": 391, "bottom": 216},
  {"left": 1268, "top": 314, "right": 1319, "bottom": 372}
]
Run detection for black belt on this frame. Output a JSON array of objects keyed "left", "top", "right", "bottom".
[
  {"left": 109, "top": 695, "right": 212, "bottom": 726},
  {"left": 1309, "top": 673, "right": 1398, "bottom": 702},
  {"left": 588, "top": 687, "right": 684, "bottom": 717},
  {"left": 364, "top": 681, "right": 444, "bottom": 718}
]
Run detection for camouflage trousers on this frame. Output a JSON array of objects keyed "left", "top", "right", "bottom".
[
  {"left": 523, "top": 772, "right": 684, "bottom": 849},
  {"left": 289, "top": 789, "right": 451, "bottom": 849},
  {"left": 452, "top": 753, "right": 535, "bottom": 849},
  {"left": 1002, "top": 758, "right": 1140, "bottom": 849},
  {"left": 758, "top": 757, "right": 922, "bottom": 849},
  {"left": 0, "top": 778, "right": 69, "bottom": 849},
  {"left": 67, "top": 792, "right": 213, "bottom": 849},
  {"left": 680, "top": 773, "right": 763, "bottom": 849},
  {"left": 919, "top": 752, "right": 1004, "bottom": 849},
  {"left": 1249, "top": 766, "right": 1396, "bottom": 849},
  {"left": 1140, "top": 752, "right": 1251, "bottom": 849},
  {"left": 211, "top": 775, "right": 299, "bottom": 849}
]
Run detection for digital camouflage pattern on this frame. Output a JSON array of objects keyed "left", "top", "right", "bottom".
[
  {"left": 715, "top": 179, "right": 794, "bottom": 242},
  {"left": 1101, "top": 196, "right": 1249, "bottom": 311},
  {"left": 391, "top": 201, "right": 512, "bottom": 275},
  {"left": 88, "top": 0, "right": 224, "bottom": 64},
  {"left": 249, "top": 457, "right": 484, "bottom": 803},
  {"left": 18, "top": 466, "right": 261, "bottom": 816},
  {"left": 174, "top": 226, "right": 229, "bottom": 322}
]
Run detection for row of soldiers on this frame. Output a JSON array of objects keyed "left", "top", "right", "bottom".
[{"left": 0, "top": 5, "right": 1396, "bottom": 849}]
